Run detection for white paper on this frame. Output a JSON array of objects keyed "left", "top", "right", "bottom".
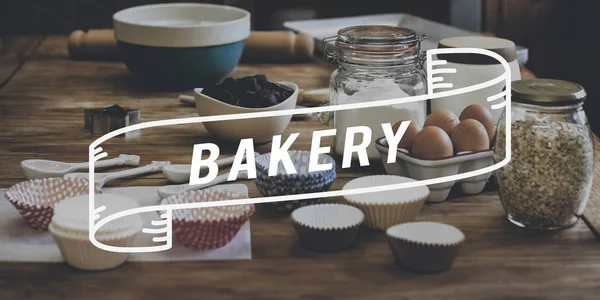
[
  {"left": 0, "top": 186, "right": 251, "bottom": 262},
  {"left": 284, "top": 13, "right": 475, "bottom": 52}
]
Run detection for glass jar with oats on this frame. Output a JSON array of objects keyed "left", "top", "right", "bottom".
[{"left": 495, "top": 79, "right": 594, "bottom": 230}]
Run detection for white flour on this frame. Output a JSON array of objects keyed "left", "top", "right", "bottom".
[{"left": 333, "top": 80, "right": 425, "bottom": 160}]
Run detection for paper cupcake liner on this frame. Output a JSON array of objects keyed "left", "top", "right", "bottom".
[
  {"left": 254, "top": 151, "right": 337, "bottom": 200},
  {"left": 349, "top": 199, "right": 425, "bottom": 230},
  {"left": 162, "top": 189, "right": 255, "bottom": 250},
  {"left": 386, "top": 222, "right": 465, "bottom": 273},
  {"left": 5, "top": 178, "right": 101, "bottom": 230},
  {"left": 343, "top": 175, "right": 429, "bottom": 230},
  {"left": 49, "top": 223, "right": 139, "bottom": 271},
  {"left": 7, "top": 201, "right": 54, "bottom": 230},
  {"left": 291, "top": 204, "right": 364, "bottom": 252},
  {"left": 172, "top": 214, "right": 252, "bottom": 249}
]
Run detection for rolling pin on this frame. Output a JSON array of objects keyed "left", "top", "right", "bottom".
[{"left": 67, "top": 29, "right": 314, "bottom": 62}]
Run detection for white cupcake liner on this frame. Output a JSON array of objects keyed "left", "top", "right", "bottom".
[
  {"left": 343, "top": 175, "right": 429, "bottom": 230},
  {"left": 49, "top": 224, "right": 140, "bottom": 271},
  {"left": 386, "top": 222, "right": 465, "bottom": 273},
  {"left": 48, "top": 193, "right": 143, "bottom": 270},
  {"left": 291, "top": 204, "right": 364, "bottom": 231}
]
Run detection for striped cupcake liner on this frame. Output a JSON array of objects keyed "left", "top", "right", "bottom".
[
  {"left": 5, "top": 178, "right": 101, "bottom": 230},
  {"left": 161, "top": 189, "right": 255, "bottom": 250}
]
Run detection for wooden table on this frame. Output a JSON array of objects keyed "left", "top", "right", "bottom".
[{"left": 1, "top": 36, "right": 599, "bottom": 300}]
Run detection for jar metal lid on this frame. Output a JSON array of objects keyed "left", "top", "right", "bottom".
[
  {"left": 437, "top": 36, "right": 517, "bottom": 65},
  {"left": 511, "top": 79, "right": 587, "bottom": 106},
  {"left": 325, "top": 25, "right": 425, "bottom": 66},
  {"left": 335, "top": 25, "right": 421, "bottom": 53}
]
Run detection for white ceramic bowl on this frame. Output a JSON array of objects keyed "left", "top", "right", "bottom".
[
  {"left": 375, "top": 137, "right": 494, "bottom": 203},
  {"left": 113, "top": 3, "right": 251, "bottom": 88},
  {"left": 114, "top": 3, "right": 250, "bottom": 48},
  {"left": 194, "top": 82, "right": 298, "bottom": 143}
]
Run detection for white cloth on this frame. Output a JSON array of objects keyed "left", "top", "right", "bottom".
[{"left": 0, "top": 186, "right": 251, "bottom": 262}]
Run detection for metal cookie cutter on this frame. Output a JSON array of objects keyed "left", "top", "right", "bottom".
[{"left": 84, "top": 104, "right": 140, "bottom": 137}]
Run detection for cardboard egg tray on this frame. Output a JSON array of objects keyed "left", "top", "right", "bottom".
[{"left": 375, "top": 137, "right": 494, "bottom": 203}]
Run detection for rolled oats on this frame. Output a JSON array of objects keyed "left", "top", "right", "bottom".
[{"left": 495, "top": 120, "right": 594, "bottom": 228}]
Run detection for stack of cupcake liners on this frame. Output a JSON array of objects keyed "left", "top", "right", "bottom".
[{"left": 254, "top": 150, "right": 336, "bottom": 213}]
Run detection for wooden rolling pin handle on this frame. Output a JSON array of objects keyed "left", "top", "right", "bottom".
[
  {"left": 297, "top": 88, "right": 330, "bottom": 107},
  {"left": 68, "top": 29, "right": 119, "bottom": 59},
  {"left": 68, "top": 29, "right": 314, "bottom": 62},
  {"left": 241, "top": 31, "right": 314, "bottom": 62}
]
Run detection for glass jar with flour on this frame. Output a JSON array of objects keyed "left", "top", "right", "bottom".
[{"left": 321, "top": 26, "right": 427, "bottom": 160}]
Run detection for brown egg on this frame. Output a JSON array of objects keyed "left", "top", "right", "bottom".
[
  {"left": 450, "top": 119, "right": 490, "bottom": 152},
  {"left": 424, "top": 109, "right": 459, "bottom": 136},
  {"left": 459, "top": 104, "right": 495, "bottom": 143},
  {"left": 411, "top": 126, "right": 454, "bottom": 160},
  {"left": 392, "top": 120, "right": 422, "bottom": 150}
]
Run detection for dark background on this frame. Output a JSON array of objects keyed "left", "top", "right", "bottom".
[{"left": 1, "top": 0, "right": 598, "bottom": 133}]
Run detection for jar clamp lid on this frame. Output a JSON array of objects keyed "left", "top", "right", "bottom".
[
  {"left": 512, "top": 79, "right": 587, "bottom": 106},
  {"left": 324, "top": 25, "right": 425, "bottom": 66},
  {"left": 437, "top": 36, "right": 517, "bottom": 65}
]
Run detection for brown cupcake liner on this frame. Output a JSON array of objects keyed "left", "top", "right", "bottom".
[
  {"left": 386, "top": 222, "right": 465, "bottom": 273},
  {"left": 292, "top": 221, "right": 361, "bottom": 253},
  {"left": 291, "top": 204, "right": 364, "bottom": 253},
  {"left": 386, "top": 237, "right": 462, "bottom": 273}
]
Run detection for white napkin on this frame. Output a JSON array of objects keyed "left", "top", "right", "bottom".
[{"left": 0, "top": 186, "right": 251, "bottom": 262}]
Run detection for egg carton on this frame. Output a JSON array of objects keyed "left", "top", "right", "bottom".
[{"left": 374, "top": 137, "right": 494, "bottom": 203}]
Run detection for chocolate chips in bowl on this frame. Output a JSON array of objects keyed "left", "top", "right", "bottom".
[
  {"left": 201, "top": 74, "right": 294, "bottom": 108},
  {"left": 193, "top": 75, "right": 299, "bottom": 143}
]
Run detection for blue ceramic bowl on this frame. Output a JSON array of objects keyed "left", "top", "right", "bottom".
[
  {"left": 113, "top": 3, "right": 250, "bottom": 88},
  {"left": 254, "top": 151, "right": 337, "bottom": 213}
]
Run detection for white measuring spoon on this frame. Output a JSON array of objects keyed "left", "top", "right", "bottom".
[
  {"left": 161, "top": 152, "right": 259, "bottom": 183},
  {"left": 21, "top": 154, "right": 140, "bottom": 180},
  {"left": 157, "top": 170, "right": 249, "bottom": 199},
  {"left": 65, "top": 161, "right": 170, "bottom": 188}
]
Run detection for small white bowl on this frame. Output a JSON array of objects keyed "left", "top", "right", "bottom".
[
  {"left": 375, "top": 137, "right": 494, "bottom": 203},
  {"left": 194, "top": 82, "right": 298, "bottom": 143}
]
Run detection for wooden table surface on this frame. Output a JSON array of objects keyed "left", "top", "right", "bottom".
[{"left": 1, "top": 36, "right": 599, "bottom": 300}]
